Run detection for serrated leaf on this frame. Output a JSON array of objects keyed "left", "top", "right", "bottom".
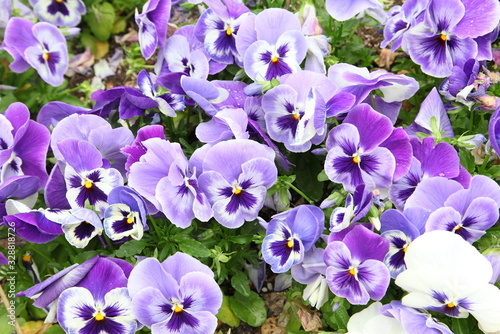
[
  {"left": 114, "top": 239, "right": 148, "bottom": 258},
  {"left": 177, "top": 238, "right": 211, "bottom": 258},
  {"left": 231, "top": 291, "right": 267, "bottom": 327},
  {"left": 216, "top": 295, "right": 241, "bottom": 327},
  {"left": 231, "top": 271, "right": 251, "bottom": 296}
]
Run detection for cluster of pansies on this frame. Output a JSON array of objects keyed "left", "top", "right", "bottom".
[{"left": 1, "top": 0, "right": 500, "bottom": 333}]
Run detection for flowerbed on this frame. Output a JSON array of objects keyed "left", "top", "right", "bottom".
[{"left": 1, "top": 0, "right": 500, "bottom": 333}]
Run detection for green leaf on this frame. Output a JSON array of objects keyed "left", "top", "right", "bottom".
[
  {"left": 451, "top": 317, "right": 470, "bottom": 334},
  {"left": 331, "top": 305, "right": 350, "bottom": 331},
  {"left": 231, "top": 271, "right": 251, "bottom": 297},
  {"left": 459, "top": 149, "right": 476, "bottom": 173},
  {"left": 114, "top": 239, "right": 148, "bottom": 258},
  {"left": 230, "top": 291, "right": 267, "bottom": 327},
  {"left": 216, "top": 295, "right": 241, "bottom": 327},
  {"left": 45, "top": 325, "right": 66, "bottom": 334},
  {"left": 177, "top": 238, "right": 211, "bottom": 258}
]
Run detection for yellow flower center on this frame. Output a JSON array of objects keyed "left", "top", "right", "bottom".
[
  {"left": 292, "top": 114, "right": 300, "bottom": 121},
  {"left": 56, "top": 0, "right": 64, "bottom": 3},
  {"left": 287, "top": 239, "right": 294, "bottom": 248},
  {"left": 84, "top": 180, "right": 93, "bottom": 189},
  {"left": 233, "top": 186, "right": 242, "bottom": 195},
  {"left": 94, "top": 311, "right": 105, "bottom": 321},
  {"left": 173, "top": 304, "right": 183, "bottom": 313},
  {"left": 226, "top": 28, "right": 232, "bottom": 36},
  {"left": 348, "top": 267, "right": 357, "bottom": 276},
  {"left": 447, "top": 302, "right": 456, "bottom": 308},
  {"left": 127, "top": 216, "right": 134, "bottom": 224},
  {"left": 271, "top": 56, "right": 279, "bottom": 64},
  {"left": 439, "top": 34, "right": 448, "bottom": 42},
  {"left": 43, "top": 52, "right": 50, "bottom": 61},
  {"left": 352, "top": 155, "right": 360, "bottom": 164},
  {"left": 452, "top": 224, "right": 462, "bottom": 232},
  {"left": 22, "top": 254, "right": 32, "bottom": 262}
]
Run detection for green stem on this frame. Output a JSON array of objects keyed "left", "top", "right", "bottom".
[
  {"left": 30, "top": 246, "right": 54, "bottom": 263},
  {"left": 149, "top": 216, "right": 162, "bottom": 240},
  {"left": 284, "top": 182, "right": 315, "bottom": 205},
  {"left": 479, "top": 149, "right": 491, "bottom": 175}
]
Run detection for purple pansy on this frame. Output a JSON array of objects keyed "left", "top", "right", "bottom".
[
  {"left": 324, "top": 104, "right": 411, "bottom": 192},
  {"left": 379, "top": 207, "right": 430, "bottom": 278},
  {"left": 128, "top": 253, "right": 222, "bottom": 334},
  {"left": 236, "top": 8, "right": 307, "bottom": 82},
  {"left": 389, "top": 137, "right": 462, "bottom": 210},
  {"left": 194, "top": 0, "right": 251, "bottom": 65},
  {"left": 50, "top": 113, "right": 134, "bottom": 176},
  {"left": 29, "top": 0, "right": 86, "bottom": 27},
  {"left": 324, "top": 224, "right": 390, "bottom": 305},
  {"left": 2, "top": 18, "right": 68, "bottom": 86},
  {"left": 421, "top": 175, "right": 500, "bottom": 243},
  {"left": 135, "top": 0, "right": 171, "bottom": 59},
  {"left": 103, "top": 186, "right": 149, "bottom": 241},
  {"left": 195, "top": 108, "right": 249, "bottom": 144},
  {"left": 57, "top": 258, "right": 135, "bottom": 333},
  {"left": 261, "top": 71, "right": 330, "bottom": 152},
  {"left": 405, "top": 0, "right": 500, "bottom": 77},
  {"left": 262, "top": 205, "right": 324, "bottom": 273},
  {"left": 0, "top": 102, "right": 50, "bottom": 189},
  {"left": 439, "top": 59, "right": 488, "bottom": 105},
  {"left": 198, "top": 139, "right": 277, "bottom": 228},
  {"left": 57, "top": 139, "right": 124, "bottom": 211},
  {"left": 329, "top": 184, "right": 373, "bottom": 232},
  {"left": 128, "top": 138, "right": 212, "bottom": 227},
  {"left": 18, "top": 255, "right": 133, "bottom": 322},
  {"left": 488, "top": 105, "right": 500, "bottom": 158}
]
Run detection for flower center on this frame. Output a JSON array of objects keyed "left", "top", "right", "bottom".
[
  {"left": 126, "top": 214, "right": 134, "bottom": 224},
  {"left": 439, "top": 33, "right": 448, "bottom": 42},
  {"left": 43, "top": 52, "right": 50, "bottom": 61},
  {"left": 452, "top": 224, "right": 462, "bottom": 232},
  {"left": 348, "top": 267, "right": 357, "bottom": 276},
  {"left": 233, "top": 185, "right": 243, "bottom": 196},
  {"left": 172, "top": 303, "right": 183, "bottom": 313},
  {"left": 226, "top": 28, "right": 232, "bottom": 36},
  {"left": 287, "top": 239, "right": 294, "bottom": 249},
  {"left": 83, "top": 180, "right": 93, "bottom": 189},
  {"left": 271, "top": 56, "right": 279, "bottom": 64},
  {"left": 56, "top": 0, "right": 64, "bottom": 3},
  {"left": 446, "top": 302, "right": 456, "bottom": 308},
  {"left": 352, "top": 155, "right": 360, "bottom": 164},
  {"left": 94, "top": 310, "right": 105, "bottom": 321},
  {"left": 292, "top": 113, "right": 300, "bottom": 121}
]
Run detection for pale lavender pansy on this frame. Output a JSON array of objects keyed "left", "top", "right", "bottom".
[
  {"left": 262, "top": 71, "right": 330, "bottom": 152},
  {"left": 57, "top": 139, "right": 124, "bottom": 211},
  {"left": 325, "top": 0, "right": 386, "bottom": 23},
  {"left": 195, "top": 108, "right": 249, "bottom": 144},
  {"left": 198, "top": 139, "right": 277, "bottom": 228},
  {"left": 128, "top": 138, "right": 212, "bottom": 227},
  {"left": 135, "top": 0, "right": 171, "bottom": 59},
  {"left": 29, "top": 0, "right": 86, "bottom": 27},
  {"left": 37, "top": 101, "right": 91, "bottom": 129},
  {"left": 405, "top": 0, "right": 500, "bottom": 77},
  {"left": 262, "top": 205, "right": 324, "bottom": 273},
  {"left": 324, "top": 224, "right": 390, "bottom": 305},
  {"left": 324, "top": 104, "right": 412, "bottom": 192},
  {"left": 180, "top": 76, "right": 229, "bottom": 117},
  {"left": 128, "top": 253, "right": 222, "bottom": 334},
  {"left": 194, "top": 0, "right": 251, "bottom": 65},
  {"left": 329, "top": 184, "right": 373, "bottom": 232},
  {"left": 2, "top": 18, "right": 68, "bottom": 86},
  {"left": 50, "top": 113, "right": 134, "bottom": 176}
]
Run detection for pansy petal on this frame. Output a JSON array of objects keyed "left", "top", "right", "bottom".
[
  {"left": 179, "top": 271, "right": 223, "bottom": 314},
  {"left": 58, "top": 287, "right": 95, "bottom": 332}
]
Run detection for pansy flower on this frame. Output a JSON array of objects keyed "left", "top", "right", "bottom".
[
  {"left": 262, "top": 205, "right": 324, "bottom": 273},
  {"left": 324, "top": 224, "right": 390, "bottom": 305},
  {"left": 329, "top": 184, "right": 373, "bottom": 232},
  {"left": 198, "top": 139, "right": 277, "bottom": 228},
  {"left": 61, "top": 207, "right": 103, "bottom": 248},
  {"left": 103, "top": 186, "right": 148, "bottom": 241},
  {"left": 2, "top": 18, "right": 68, "bottom": 86},
  {"left": 194, "top": 0, "right": 251, "bottom": 65},
  {"left": 135, "top": 0, "right": 171, "bottom": 59},
  {"left": 396, "top": 231, "right": 500, "bottom": 332},
  {"left": 58, "top": 139, "right": 124, "bottom": 211},
  {"left": 128, "top": 253, "right": 222, "bottom": 334},
  {"left": 325, "top": 0, "right": 387, "bottom": 23},
  {"left": 405, "top": 0, "right": 500, "bottom": 77},
  {"left": 324, "top": 104, "right": 412, "bottom": 192},
  {"left": 29, "top": 0, "right": 86, "bottom": 27}
]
